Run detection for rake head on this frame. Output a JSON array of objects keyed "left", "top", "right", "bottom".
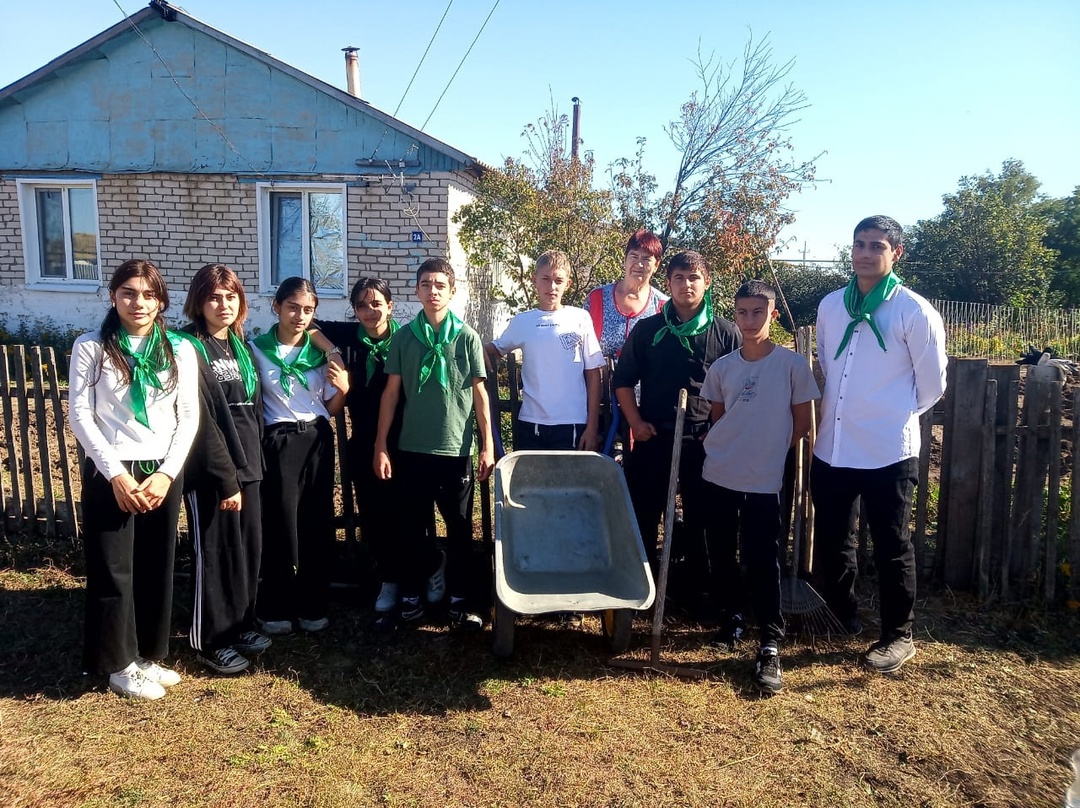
[{"left": 780, "top": 577, "right": 847, "bottom": 638}]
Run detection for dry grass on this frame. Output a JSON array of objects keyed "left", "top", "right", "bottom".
[{"left": 1, "top": 538, "right": 1078, "bottom": 808}]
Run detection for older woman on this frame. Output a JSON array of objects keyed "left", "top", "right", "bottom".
[{"left": 584, "top": 229, "right": 668, "bottom": 359}]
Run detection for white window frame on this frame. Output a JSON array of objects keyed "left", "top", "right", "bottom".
[
  {"left": 16, "top": 178, "right": 102, "bottom": 289},
  {"left": 255, "top": 182, "right": 348, "bottom": 297}
]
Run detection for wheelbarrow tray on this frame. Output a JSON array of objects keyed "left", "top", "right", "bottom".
[{"left": 493, "top": 451, "right": 655, "bottom": 615}]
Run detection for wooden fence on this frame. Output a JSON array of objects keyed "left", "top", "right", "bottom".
[{"left": 4, "top": 341, "right": 1078, "bottom": 606}]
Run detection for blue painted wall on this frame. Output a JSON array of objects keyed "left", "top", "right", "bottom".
[{"left": 0, "top": 16, "right": 466, "bottom": 175}]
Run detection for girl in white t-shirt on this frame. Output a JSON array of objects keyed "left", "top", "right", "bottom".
[
  {"left": 250, "top": 277, "right": 349, "bottom": 636},
  {"left": 69, "top": 259, "right": 199, "bottom": 700}
]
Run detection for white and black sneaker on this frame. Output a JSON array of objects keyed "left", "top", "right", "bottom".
[
  {"left": 198, "top": 647, "right": 251, "bottom": 675},
  {"left": 233, "top": 630, "right": 272, "bottom": 654},
  {"left": 753, "top": 645, "right": 783, "bottom": 695},
  {"left": 400, "top": 596, "right": 425, "bottom": 624}
]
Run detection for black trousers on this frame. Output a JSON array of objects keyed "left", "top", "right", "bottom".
[
  {"left": 623, "top": 431, "right": 711, "bottom": 573},
  {"left": 258, "top": 419, "right": 335, "bottom": 623},
  {"left": 81, "top": 460, "right": 183, "bottom": 675},
  {"left": 513, "top": 420, "right": 584, "bottom": 452},
  {"left": 705, "top": 483, "right": 785, "bottom": 645},
  {"left": 186, "top": 479, "right": 262, "bottom": 652},
  {"left": 810, "top": 456, "right": 919, "bottom": 639},
  {"left": 395, "top": 451, "right": 482, "bottom": 606},
  {"left": 348, "top": 437, "right": 404, "bottom": 584}
]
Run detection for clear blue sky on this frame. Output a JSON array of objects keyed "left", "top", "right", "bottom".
[{"left": 2, "top": 0, "right": 1078, "bottom": 263}]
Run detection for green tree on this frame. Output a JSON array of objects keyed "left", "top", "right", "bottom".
[
  {"left": 454, "top": 104, "right": 623, "bottom": 311},
  {"left": 769, "top": 260, "right": 850, "bottom": 331},
  {"left": 905, "top": 160, "right": 1057, "bottom": 306},
  {"left": 1041, "top": 186, "right": 1080, "bottom": 307}
]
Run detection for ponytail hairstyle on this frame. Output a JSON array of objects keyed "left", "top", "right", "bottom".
[
  {"left": 183, "top": 263, "right": 249, "bottom": 338},
  {"left": 100, "top": 259, "right": 177, "bottom": 390}
]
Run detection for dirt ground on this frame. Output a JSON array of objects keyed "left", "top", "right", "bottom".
[{"left": 1, "top": 538, "right": 1078, "bottom": 808}]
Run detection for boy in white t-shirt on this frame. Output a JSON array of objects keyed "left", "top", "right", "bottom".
[
  {"left": 485, "top": 250, "right": 605, "bottom": 452},
  {"left": 700, "top": 280, "right": 820, "bottom": 695}
]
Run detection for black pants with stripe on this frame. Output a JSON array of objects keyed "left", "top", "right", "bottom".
[
  {"left": 185, "top": 479, "right": 262, "bottom": 652},
  {"left": 258, "top": 419, "right": 335, "bottom": 623},
  {"left": 81, "top": 459, "right": 184, "bottom": 675}
]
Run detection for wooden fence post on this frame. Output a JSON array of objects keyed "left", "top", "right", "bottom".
[
  {"left": 975, "top": 379, "right": 997, "bottom": 599},
  {"left": 941, "top": 358, "right": 990, "bottom": 590},
  {"left": 45, "top": 347, "right": 80, "bottom": 538},
  {"left": 1070, "top": 387, "right": 1080, "bottom": 605},
  {"left": 29, "top": 347, "right": 56, "bottom": 537},
  {"left": 1044, "top": 381, "right": 1063, "bottom": 604}
]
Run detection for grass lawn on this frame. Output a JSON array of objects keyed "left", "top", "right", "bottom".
[{"left": 1, "top": 541, "right": 1078, "bottom": 808}]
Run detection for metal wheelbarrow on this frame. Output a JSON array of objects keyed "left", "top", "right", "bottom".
[{"left": 491, "top": 450, "right": 656, "bottom": 657}]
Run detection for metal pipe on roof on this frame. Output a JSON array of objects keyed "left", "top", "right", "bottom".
[{"left": 343, "top": 46, "right": 361, "bottom": 99}]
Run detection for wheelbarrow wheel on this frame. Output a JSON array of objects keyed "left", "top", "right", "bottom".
[
  {"left": 601, "top": 608, "right": 633, "bottom": 653},
  {"left": 492, "top": 599, "right": 515, "bottom": 658}
]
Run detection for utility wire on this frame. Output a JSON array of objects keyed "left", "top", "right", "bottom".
[
  {"left": 394, "top": 0, "right": 453, "bottom": 118},
  {"left": 421, "top": 0, "right": 500, "bottom": 132}
]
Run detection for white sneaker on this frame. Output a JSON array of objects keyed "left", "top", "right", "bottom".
[
  {"left": 375, "top": 582, "right": 398, "bottom": 613},
  {"left": 109, "top": 663, "right": 166, "bottom": 701},
  {"left": 135, "top": 658, "right": 181, "bottom": 688},
  {"left": 257, "top": 618, "right": 294, "bottom": 636},
  {"left": 426, "top": 551, "right": 447, "bottom": 603},
  {"left": 298, "top": 616, "right": 329, "bottom": 632}
]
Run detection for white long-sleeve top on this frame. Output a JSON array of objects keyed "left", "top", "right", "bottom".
[
  {"left": 814, "top": 283, "right": 947, "bottom": 469},
  {"left": 69, "top": 331, "right": 200, "bottom": 481}
]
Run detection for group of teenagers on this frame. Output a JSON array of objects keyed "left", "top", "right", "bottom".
[{"left": 68, "top": 212, "right": 946, "bottom": 701}]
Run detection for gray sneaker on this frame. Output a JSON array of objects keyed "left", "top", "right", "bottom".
[{"left": 863, "top": 634, "right": 916, "bottom": 673}]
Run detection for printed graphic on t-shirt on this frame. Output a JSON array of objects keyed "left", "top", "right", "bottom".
[
  {"left": 559, "top": 332, "right": 583, "bottom": 354},
  {"left": 210, "top": 356, "right": 242, "bottom": 384},
  {"left": 739, "top": 375, "right": 758, "bottom": 403}
]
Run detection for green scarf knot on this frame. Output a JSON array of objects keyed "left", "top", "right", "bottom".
[
  {"left": 118, "top": 325, "right": 175, "bottom": 428},
  {"left": 361, "top": 319, "right": 400, "bottom": 386},
  {"left": 833, "top": 273, "right": 902, "bottom": 360},
  {"left": 252, "top": 329, "right": 328, "bottom": 395},
  {"left": 408, "top": 310, "right": 463, "bottom": 392},
  {"left": 652, "top": 290, "right": 713, "bottom": 353}
]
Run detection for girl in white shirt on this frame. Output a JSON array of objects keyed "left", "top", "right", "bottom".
[
  {"left": 250, "top": 277, "right": 349, "bottom": 635},
  {"left": 69, "top": 259, "right": 199, "bottom": 701}
]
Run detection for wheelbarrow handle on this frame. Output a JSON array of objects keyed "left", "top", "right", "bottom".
[
  {"left": 652, "top": 388, "right": 688, "bottom": 639},
  {"left": 602, "top": 388, "right": 621, "bottom": 457}
]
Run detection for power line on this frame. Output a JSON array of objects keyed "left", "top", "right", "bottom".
[
  {"left": 394, "top": 0, "right": 453, "bottom": 118},
  {"left": 421, "top": 0, "right": 500, "bottom": 132}
]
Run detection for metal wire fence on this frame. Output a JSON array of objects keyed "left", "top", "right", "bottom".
[{"left": 931, "top": 299, "right": 1080, "bottom": 362}]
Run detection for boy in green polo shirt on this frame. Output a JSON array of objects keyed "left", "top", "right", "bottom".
[{"left": 374, "top": 258, "right": 495, "bottom": 630}]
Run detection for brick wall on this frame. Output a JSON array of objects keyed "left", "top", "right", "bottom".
[{"left": 0, "top": 181, "right": 21, "bottom": 286}]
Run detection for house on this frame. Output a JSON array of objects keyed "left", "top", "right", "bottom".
[{"left": 0, "top": 0, "right": 495, "bottom": 338}]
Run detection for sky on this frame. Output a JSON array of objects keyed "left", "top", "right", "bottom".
[{"left": 2, "top": 0, "right": 1078, "bottom": 263}]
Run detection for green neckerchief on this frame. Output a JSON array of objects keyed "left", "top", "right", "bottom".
[
  {"left": 360, "top": 319, "right": 400, "bottom": 386},
  {"left": 252, "top": 328, "right": 327, "bottom": 395},
  {"left": 833, "top": 273, "right": 902, "bottom": 360},
  {"left": 408, "top": 310, "right": 463, "bottom": 393},
  {"left": 652, "top": 290, "right": 713, "bottom": 353},
  {"left": 118, "top": 324, "right": 172, "bottom": 428},
  {"left": 176, "top": 328, "right": 258, "bottom": 403}
]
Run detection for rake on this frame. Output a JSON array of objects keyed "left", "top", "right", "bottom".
[{"left": 780, "top": 339, "right": 845, "bottom": 639}]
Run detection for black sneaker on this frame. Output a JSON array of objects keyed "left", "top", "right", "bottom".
[
  {"left": 753, "top": 647, "right": 783, "bottom": 694},
  {"left": 841, "top": 615, "right": 864, "bottom": 637},
  {"left": 862, "top": 634, "right": 915, "bottom": 673},
  {"left": 198, "top": 646, "right": 250, "bottom": 675},
  {"left": 447, "top": 598, "right": 483, "bottom": 632},
  {"left": 709, "top": 612, "right": 746, "bottom": 650},
  {"left": 400, "top": 596, "right": 424, "bottom": 624}
]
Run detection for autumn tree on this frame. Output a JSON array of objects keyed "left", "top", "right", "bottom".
[
  {"left": 454, "top": 104, "right": 623, "bottom": 311},
  {"left": 905, "top": 160, "right": 1057, "bottom": 306},
  {"left": 610, "top": 34, "right": 818, "bottom": 294}
]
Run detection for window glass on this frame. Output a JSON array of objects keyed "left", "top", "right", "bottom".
[
  {"left": 35, "top": 189, "right": 66, "bottom": 278},
  {"left": 309, "top": 192, "right": 344, "bottom": 294},
  {"left": 270, "top": 192, "right": 303, "bottom": 285},
  {"left": 68, "top": 187, "right": 99, "bottom": 280}
]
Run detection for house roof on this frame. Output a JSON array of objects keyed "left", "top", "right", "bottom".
[{"left": 0, "top": 0, "right": 485, "bottom": 175}]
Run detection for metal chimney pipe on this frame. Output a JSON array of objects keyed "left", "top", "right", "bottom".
[
  {"left": 343, "top": 47, "right": 361, "bottom": 98},
  {"left": 571, "top": 97, "right": 582, "bottom": 162}
]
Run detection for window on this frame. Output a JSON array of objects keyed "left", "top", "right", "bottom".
[
  {"left": 17, "top": 179, "right": 101, "bottom": 285},
  {"left": 257, "top": 183, "right": 346, "bottom": 296}
]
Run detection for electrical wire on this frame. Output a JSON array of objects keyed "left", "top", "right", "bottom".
[{"left": 421, "top": 0, "right": 500, "bottom": 132}]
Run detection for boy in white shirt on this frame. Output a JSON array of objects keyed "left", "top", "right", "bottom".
[
  {"left": 485, "top": 250, "right": 605, "bottom": 452},
  {"left": 812, "top": 215, "right": 947, "bottom": 674},
  {"left": 701, "top": 280, "right": 819, "bottom": 695}
]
